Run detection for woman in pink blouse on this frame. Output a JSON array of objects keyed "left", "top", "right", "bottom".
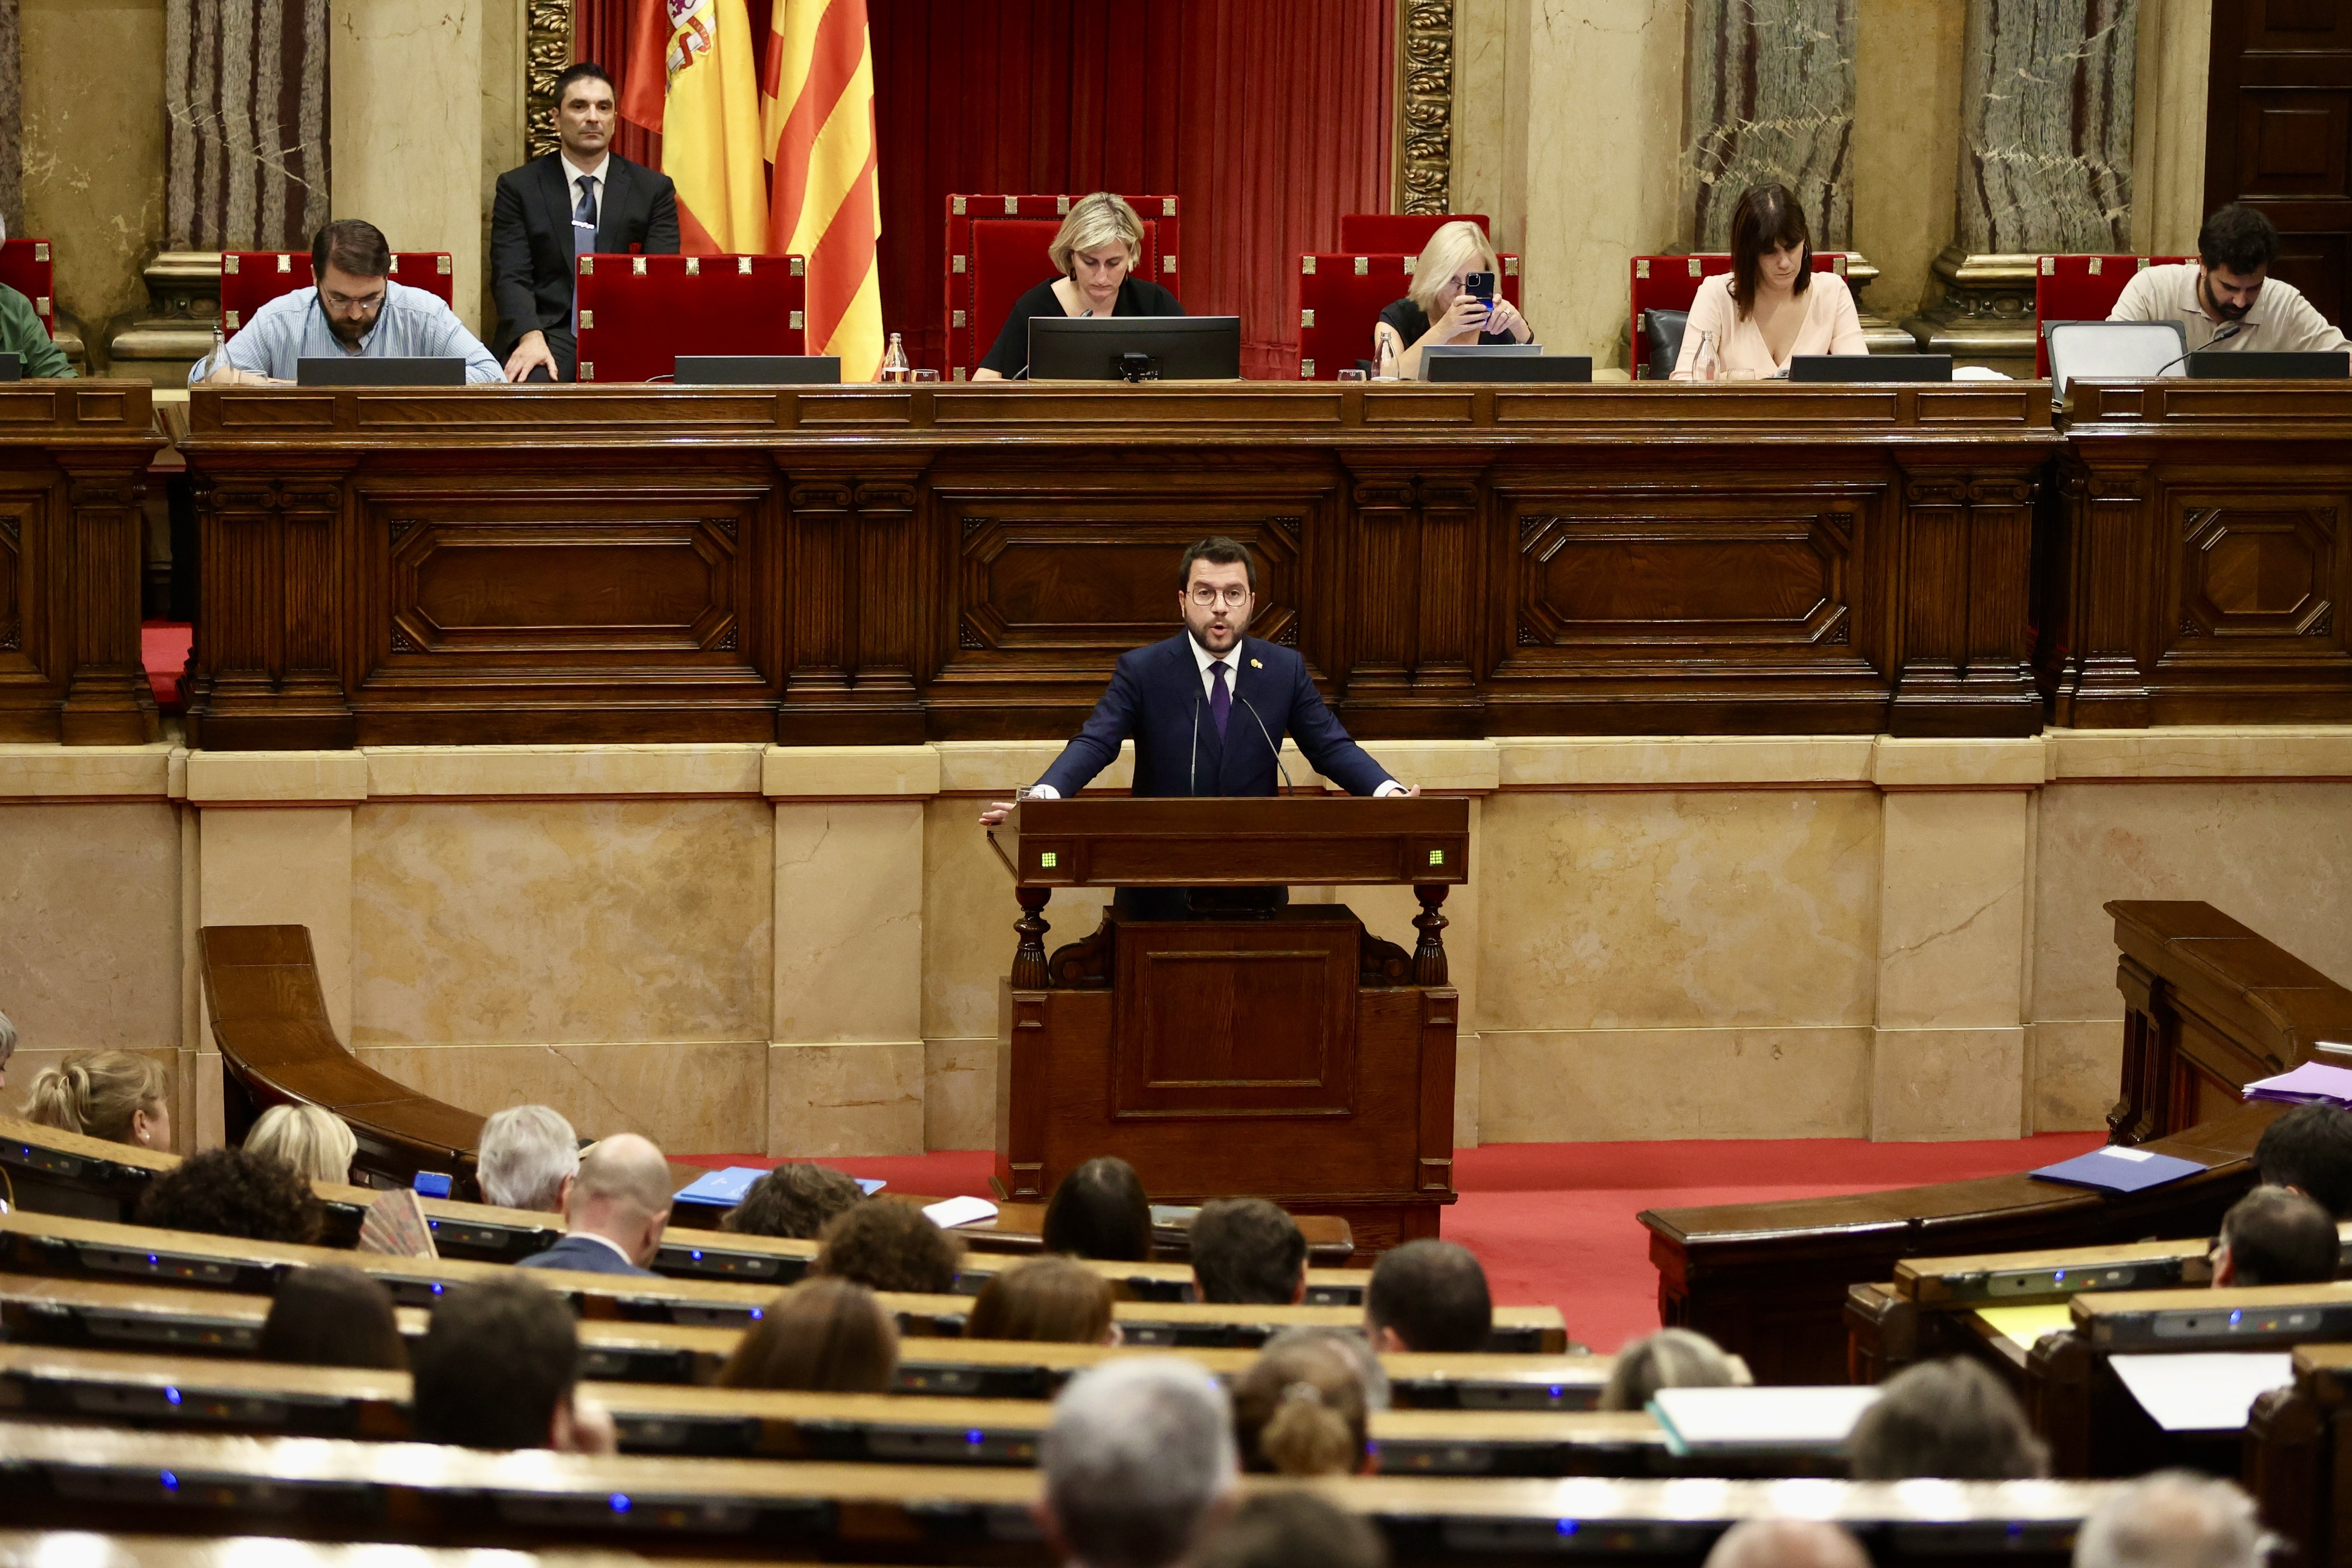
[{"left": 1672, "top": 183, "right": 1866, "bottom": 379}]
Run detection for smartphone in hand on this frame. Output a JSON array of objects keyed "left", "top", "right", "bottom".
[{"left": 1463, "top": 271, "right": 1497, "bottom": 331}]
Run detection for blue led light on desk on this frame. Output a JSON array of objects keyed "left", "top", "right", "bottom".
[
  {"left": 160, "top": 1470, "right": 178, "bottom": 1491},
  {"left": 165, "top": 1387, "right": 181, "bottom": 1406},
  {"left": 609, "top": 1493, "right": 631, "bottom": 1514}
]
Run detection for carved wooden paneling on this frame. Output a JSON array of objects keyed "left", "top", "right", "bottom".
[
  {"left": 0, "top": 504, "right": 25, "bottom": 659},
  {"left": 1518, "top": 509, "right": 1851, "bottom": 647},
  {"left": 2208, "top": 2, "right": 2352, "bottom": 323},
  {"left": 2178, "top": 503, "right": 2337, "bottom": 639},
  {"left": 956, "top": 513, "right": 1299, "bottom": 653},
  {"left": 389, "top": 518, "right": 740, "bottom": 653}
]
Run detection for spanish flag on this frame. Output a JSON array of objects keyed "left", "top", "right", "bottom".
[
  {"left": 621, "top": 0, "right": 767, "bottom": 253},
  {"left": 761, "top": 0, "right": 884, "bottom": 379}
]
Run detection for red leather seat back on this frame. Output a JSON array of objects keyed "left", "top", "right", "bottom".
[
  {"left": 574, "top": 253, "right": 808, "bottom": 382},
  {"left": 1296, "top": 252, "right": 1522, "bottom": 379},
  {"left": 2034, "top": 255, "right": 2194, "bottom": 376},
  {"left": 220, "top": 252, "right": 455, "bottom": 339},
  {"left": 0, "top": 239, "right": 56, "bottom": 339},
  {"left": 1627, "top": 252, "right": 1850, "bottom": 378},
  {"left": 945, "top": 195, "right": 1178, "bottom": 379},
  {"left": 1335, "top": 214, "right": 1490, "bottom": 254}
]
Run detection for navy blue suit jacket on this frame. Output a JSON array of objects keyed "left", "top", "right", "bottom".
[
  {"left": 515, "top": 1233, "right": 657, "bottom": 1277},
  {"left": 1037, "top": 633, "right": 1394, "bottom": 798}
]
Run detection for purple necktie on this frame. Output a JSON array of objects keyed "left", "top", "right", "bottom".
[{"left": 1208, "top": 660, "right": 1231, "bottom": 738}]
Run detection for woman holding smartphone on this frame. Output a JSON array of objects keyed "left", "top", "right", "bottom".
[{"left": 1370, "top": 219, "right": 1530, "bottom": 378}]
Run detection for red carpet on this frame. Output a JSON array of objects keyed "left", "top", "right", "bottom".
[
  {"left": 142, "top": 622, "right": 191, "bottom": 711},
  {"left": 678, "top": 1133, "right": 2109, "bottom": 1353}
]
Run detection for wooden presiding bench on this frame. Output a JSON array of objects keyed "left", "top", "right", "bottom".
[
  {"left": 0, "top": 1274, "right": 1600, "bottom": 1408},
  {"left": 0, "top": 1422, "right": 2120, "bottom": 1562},
  {"left": 0, "top": 1342, "right": 1666, "bottom": 1478}
]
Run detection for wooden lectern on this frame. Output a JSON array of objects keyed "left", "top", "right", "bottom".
[{"left": 988, "top": 796, "right": 1469, "bottom": 1256}]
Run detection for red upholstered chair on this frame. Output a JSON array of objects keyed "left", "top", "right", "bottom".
[
  {"left": 1335, "top": 214, "right": 1490, "bottom": 254},
  {"left": 219, "top": 251, "right": 455, "bottom": 339},
  {"left": 0, "top": 239, "right": 57, "bottom": 341},
  {"left": 2033, "top": 255, "right": 2194, "bottom": 376},
  {"left": 944, "top": 194, "right": 1179, "bottom": 380},
  {"left": 574, "top": 253, "right": 807, "bottom": 382},
  {"left": 1627, "top": 252, "right": 1852, "bottom": 378},
  {"left": 1296, "top": 252, "right": 1522, "bottom": 379}
]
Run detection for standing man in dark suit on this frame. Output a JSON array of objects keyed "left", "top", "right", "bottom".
[
  {"left": 515, "top": 1133, "right": 672, "bottom": 1277},
  {"left": 491, "top": 61, "right": 680, "bottom": 382},
  {"left": 980, "top": 537, "right": 1416, "bottom": 910}
]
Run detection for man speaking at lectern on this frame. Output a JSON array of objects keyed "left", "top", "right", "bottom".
[{"left": 980, "top": 538, "right": 1415, "bottom": 912}]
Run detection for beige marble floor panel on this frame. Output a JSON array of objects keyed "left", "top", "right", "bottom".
[
  {"left": 1477, "top": 1028, "right": 1871, "bottom": 1142},
  {"left": 924, "top": 1036, "right": 997, "bottom": 1151},
  {"left": 2031, "top": 1019, "right": 2123, "bottom": 1132},
  {"left": 0, "top": 801, "right": 181, "bottom": 1058},
  {"left": 1870, "top": 1027, "right": 2027, "bottom": 1140},
  {"left": 355, "top": 1040, "right": 766, "bottom": 1152},
  {"left": 2033, "top": 781, "right": 2352, "bottom": 1021},
  {"left": 921, "top": 797, "right": 1111, "bottom": 1044},
  {"left": 1477, "top": 789, "right": 1880, "bottom": 1031},
  {"left": 770, "top": 1041, "right": 925, "bottom": 1157},
  {"left": 775, "top": 801, "right": 922, "bottom": 1043},
  {"left": 350, "top": 799, "right": 773, "bottom": 1047}
]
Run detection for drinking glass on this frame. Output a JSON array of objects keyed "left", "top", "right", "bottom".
[{"left": 1336, "top": 368, "right": 1368, "bottom": 383}]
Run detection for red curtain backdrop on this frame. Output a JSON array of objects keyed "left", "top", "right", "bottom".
[{"left": 572, "top": 0, "right": 1395, "bottom": 377}]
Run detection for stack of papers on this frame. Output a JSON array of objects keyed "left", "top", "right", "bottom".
[
  {"left": 2244, "top": 1061, "right": 2352, "bottom": 1107},
  {"left": 1650, "top": 1386, "right": 1881, "bottom": 1456},
  {"left": 2109, "top": 1353, "right": 2293, "bottom": 1432},
  {"left": 2028, "top": 1145, "right": 2206, "bottom": 1194}
]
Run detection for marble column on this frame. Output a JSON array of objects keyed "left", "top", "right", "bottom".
[
  {"left": 163, "top": 0, "right": 330, "bottom": 251},
  {"left": 1682, "top": 0, "right": 1857, "bottom": 250},
  {"left": 0, "top": 0, "right": 22, "bottom": 238}
]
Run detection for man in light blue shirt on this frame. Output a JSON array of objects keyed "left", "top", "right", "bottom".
[{"left": 194, "top": 219, "right": 501, "bottom": 386}]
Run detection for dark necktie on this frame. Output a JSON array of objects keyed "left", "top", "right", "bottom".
[
  {"left": 571, "top": 175, "right": 597, "bottom": 331},
  {"left": 1208, "top": 660, "right": 1231, "bottom": 739}
]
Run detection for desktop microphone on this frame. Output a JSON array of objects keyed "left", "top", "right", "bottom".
[
  {"left": 2153, "top": 322, "right": 2243, "bottom": 377},
  {"left": 1189, "top": 689, "right": 1202, "bottom": 797},
  {"left": 1237, "top": 695, "right": 1294, "bottom": 796}
]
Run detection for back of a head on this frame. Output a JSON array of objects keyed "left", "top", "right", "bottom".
[
  {"left": 716, "top": 1277, "right": 899, "bottom": 1392},
  {"left": 259, "top": 1266, "right": 407, "bottom": 1370},
  {"left": 1043, "top": 1157, "right": 1153, "bottom": 1262},
  {"left": 1044, "top": 1356, "right": 1238, "bottom": 1568},
  {"left": 1365, "top": 1239, "right": 1492, "bottom": 1353},
  {"left": 477, "top": 1104, "right": 580, "bottom": 1212},
  {"left": 411, "top": 1276, "right": 580, "bottom": 1448},
  {"left": 136, "top": 1146, "right": 323, "bottom": 1244},
  {"left": 726, "top": 1162, "right": 867, "bottom": 1240},
  {"left": 1600, "top": 1328, "right": 1747, "bottom": 1412},
  {"left": 1191, "top": 1198, "right": 1307, "bottom": 1305},
  {"left": 967, "top": 1256, "right": 1115, "bottom": 1344},
  {"left": 1231, "top": 1333, "right": 1369, "bottom": 1476},
  {"left": 244, "top": 1103, "right": 358, "bottom": 1186},
  {"left": 1847, "top": 1358, "right": 2048, "bottom": 1481},
  {"left": 571, "top": 1132, "right": 673, "bottom": 1219},
  {"left": 2220, "top": 1184, "right": 2339, "bottom": 1286},
  {"left": 1703, "top": 1519, "right": 1871, "bottom": 1568},
  {"left": 2074, "top": 1471, "right": 2268, "bottom": 1568},
  {"left": 1196, "top": 1492, "right": 1389, "bottom": 1568},
  {"left": 815, "top": 1200, "right": 962, "bottom": 1294},
  {"left": 2199, "top": 204, "right": 2282, "bottom": 275},
  {"left": 22, "top": 1049, "right": 166, "bottom": 1144},
  {"left": 2255, "top": 1101, "right": 2352, "bottom": 1217}
]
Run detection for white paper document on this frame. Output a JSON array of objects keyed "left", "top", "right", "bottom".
[
  {"left": 1651, "top": 1386, "right": 1882, "bottom": 1454},
  {"left": 2109, "top": 1353, "right": 2294, "bottom": 1432},
  {"left": 921, "top": 1195, "right": 1000, "bottom": 1229}
]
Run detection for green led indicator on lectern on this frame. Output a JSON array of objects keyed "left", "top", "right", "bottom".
[
  {"left": 1039, "top": 852, "right": 1057, "bottom": 868},
  {"left": 1429, "top": 849, "right": 1444, "bottom": 865}
]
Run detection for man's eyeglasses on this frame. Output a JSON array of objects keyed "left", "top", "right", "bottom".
[
  {"left": 321, "top": 290, "right": 386, "bottom": 316},
  {"left": 1187, "top": 585, "right": 1251, "bottom": 608}
]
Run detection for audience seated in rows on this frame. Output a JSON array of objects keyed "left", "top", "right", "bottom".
[
  {"left": 2254, "top": 1102, "right": 2352, "bottom": 1219},
  {"left": 1191, "top": 1197, "right": 1307, "bottom": 1305},
  {"left": 136, "top": 1145, "right": 324, "bottom": 1244},
  {"left": 2214, "top": 1184, "right": 2338, "bottom": 1287},
  {"left": 410, "top": 1275, "right": 615, "bottom": 1453},
  {"left": 1847, "top": 1359, "right": 2047, "bottom": 1480},
  {"left": 1600, "top": 1327, "right": 1750, "bottom": 1411},
  {"left": 260, "top": 1265, "right": 407, "bottom": 1370},
  {"left": 243, "top": 1102, "right": 357, "bottom": 1185},
  {"left": 1363, "top": 1238, "right": 1492, "bottom": 1352},
  {"left": 726, "top": 1160, "right": 867, "bottom": 1240},
  {"left": 476, "top": 1103, "right": 579, "bottom": 1211},
  {"left": 1231, "top": 1329, "right": 1372, "bottom": 1476},
  {"left": 23, "top": 1048, "right": 171, "bottom": 1150},
  {"left": 1703, "top": 1521, "right": 1868, "bottom": 1568},
  {"left": 1040, "top": 1356, "right": 1237, "bottom": 1568},
  {"left": 968, "top": 1255, "right": 1119, "bottom": 1344},
  {"left": 1196, "top": 1492, "right": 1387, "bottom": 1568},
  {"left": 515, "top": 1131, "right": 672, "bottom": 1277},
  {"left": 716, "top": 1276, "right": 900, "bottom": 1392},
  {"left": 1045, "top": 1156, "right": 1154, "bottom": 1262},
  {"left": 815, "top": 1199, "right": 961, "bottom": 1294},
  {"left": 2074, "top": 1471, "right": 2270, "bottom": 1568}
]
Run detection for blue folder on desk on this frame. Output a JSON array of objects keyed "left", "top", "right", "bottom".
[
  {"left": 673, "top": 1165, "right": 885, "bottom": 1207},
  {"left": 2028, "top": 1145, "right": 2205, "bottom": 1195}
]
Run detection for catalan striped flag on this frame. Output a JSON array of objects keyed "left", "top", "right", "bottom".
[
  {"left": 621, "top": 0, "right": 767, "bottom": 253},
  {"left": 760, "top": 0, "right": 884, "bottom": 380}
]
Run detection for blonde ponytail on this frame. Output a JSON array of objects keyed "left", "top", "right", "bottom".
[
  {"left": 1257, "top": 1381, "right": 1358, "bottom": 1475},
  {"left": 1232, "top": 1336, "right": 1370, "bottom": 1476},
  {"left": 21, "top": 1051, "right": 168, "bottom": 1144}
]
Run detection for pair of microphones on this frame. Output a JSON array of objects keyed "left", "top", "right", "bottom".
[{"left": 1188, "top": 682, "right": 1293, "bottom": 797}]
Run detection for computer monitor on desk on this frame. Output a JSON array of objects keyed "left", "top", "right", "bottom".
[
  {"left": 1421, "top": 345, "right": 1590, "bottom": 383},
  {"left": 1027, "top": 317, "right": 1242, "bottom": 382},
  {"left": 2186, "top": 350, "right": 2350, "bottom": 379},
  {"left": 296, "top": 357, "right": 468, "bottom": 387}
]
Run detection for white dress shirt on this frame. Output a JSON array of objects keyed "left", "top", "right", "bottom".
[
  {"left": 2109, "top": 261, "right": 2349, "bottom": 353},
  {"left": 561, "top": 150, "right": 612, "bottom": 226}
]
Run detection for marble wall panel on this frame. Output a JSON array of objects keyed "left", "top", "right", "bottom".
[
  {"left": 771, "top": 1041, "right": 923, "bottom": 1157},
  {"left": 1877, "top": 791, "right": 2030, "bottom": 1029},
  {"left": 22, "top": 0, "right": 170, "bottom": 341},
  {"left": 1852, "top": 0, "right": 1967, "bottom": 318},
  {"left": 925, "top": 1034, "right": 995, "bottom": 1152},
  {"left": 197, "top": 805, "right": 354, "bottom": 1043},
  {"left": 774, "top": 801, "right": 922, "bottom": 1045},
  {"left": 164, "top": 0, "right": 329, "bottom": 252},
  {"left": 920, "top": 796, "right": 1110, "bottom": 1047},
  {"left": 350, "top": 799, "right": 773, "bottom": 1048},
  {"left": 2031, "top": 1017, "right": 2121, "bottom": 1131},
  {"left": 1683, "top": 0, "right": 1858, "bottom": 249},
  {"left": 1871, "top": 1025, "right": 2026, "bottom": 1139},
  {"left": 356, "top": 1038, "right": 764, "bottom": 1153},
  {"left": 1957, "top": 0, "right": 2136, "bottom": 253},
  {"left": 2130, "top": 0, "right": 2211, "bottom": 255},
  {"left": 1476, "top": 789, "right": 1880, "bottom": 1032},
  {"left": 1479, "top": 1026, "right": 1871, "bottom": 1141},
  {"left": 0, "top": 803, "right": 181, "bottom": 1062}
]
